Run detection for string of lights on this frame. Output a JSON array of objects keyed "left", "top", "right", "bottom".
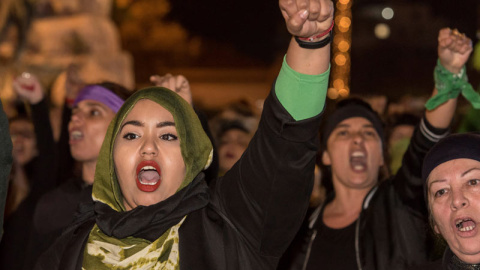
[{"left": 328, "top": 0, "right": 352, "bottom": 100}]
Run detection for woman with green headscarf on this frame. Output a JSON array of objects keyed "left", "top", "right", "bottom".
[{"left": 34, "top": 0, "right": 333, "bottom": 269}]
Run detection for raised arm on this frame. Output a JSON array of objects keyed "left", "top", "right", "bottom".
[
  {"left": 394, "top": 28, "right": 473, "bottom": 211},
  {"left": 13, "top": 73, "right": 57, "bottom": 196},
  {"left": 425, "top": 28, "right": 473, "bottom": 128},
  {"left": 212, "top": 0, "right": 333, "bottom": 260},
  {"left": 281, "top": 0, "right": 332, "bottom": 75}
]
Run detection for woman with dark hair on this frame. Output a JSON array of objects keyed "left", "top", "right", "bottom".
[
  {"left": 22, "top": 81, "right": 132, "bottom": 269},
  {"left": 34, "top": 0, "right": 333, "bottom": 268},
  {"left": 281, "top": 28, "right": 473, "bottom": 270},
  {"left": 0, "top": 73, "right": 57, "bottom": 270}
]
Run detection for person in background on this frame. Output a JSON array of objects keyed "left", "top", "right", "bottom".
[
  {"left": 0, "top": 72, "right": 56, "bottom": 270},
  {"left": 387, "top": 113, "right": 420, "bottom": 174},
  {"left": 6, "top": 115, "right": 37, "bottom": 216},
  {"left": 216, "top": 119, "right": 253, "bottom": 176},
  {"left": 282, "top": 27, "right": 472, "bottom": 270},
  {"left": 22, "top": 82, "right": 131, "bottom": 269}
]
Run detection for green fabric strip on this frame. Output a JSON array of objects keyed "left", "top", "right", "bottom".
[
  {"left": 425, "top": 59, "right": 480, "bottom": 110},
  {"left": 275, "top": 55, "right": 330, "bottom": 121}
]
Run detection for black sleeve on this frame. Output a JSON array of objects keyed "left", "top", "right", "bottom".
[
  {"left": 392, "top": 116, "right": 449, "bottom": 214},
  {"left": 212, "top": 86, "right": 322, "bottom": 257},
  {"left": 29, "top": 99, "right": 57, "bottom": 198},
  {"left": 56, "top": 103, "right": 75, "bottom": 185},
  {"left": 0, "top": 100, "right": 13, "bottom": 239}
]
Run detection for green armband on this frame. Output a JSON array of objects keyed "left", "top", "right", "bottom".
[{"left": 425, "top": 59, "right": 480, "bottom": 110}]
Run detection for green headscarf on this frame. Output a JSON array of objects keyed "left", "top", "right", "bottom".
[{"left": 83, "top": 87, "right": 213, "bottom": 269}]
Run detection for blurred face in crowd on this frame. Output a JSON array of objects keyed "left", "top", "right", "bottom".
[
  {"left": 388, "top": 124, "right": 414, "bottom": 149},
  {"left": 10, "top": 119, "right": 38, "bottom": 165},
  {"left": 218, "top": 128, "right": 251, "bottom": 174},
  {"left": 113, "top": 99, "right": 186, "bottom": 211},
  {"left": 68, "top": 100, "right": 115, "bottom": 164},
  {"left": 322, "top": 117, "right": 384, "bottom": 191},
  {"left": 428, "top": 158, "right": 480, "bottom": 264}
]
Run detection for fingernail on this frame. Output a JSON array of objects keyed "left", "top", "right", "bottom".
[{"left": 300, "top": 9, "right": 308, "bottom": 19}]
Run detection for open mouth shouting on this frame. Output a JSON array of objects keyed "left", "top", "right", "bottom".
[
  {"left": 455, "top": 218, "right": 477, "bottom": 233},
  {"left": 350, "top": 151, "right": 367, "bottom": 172},
  {"left": 136, "top": 160, "right": 162, "bottom": 192},
  {"left": 69, "top": 129, "right": 84, "bottom": 144}
]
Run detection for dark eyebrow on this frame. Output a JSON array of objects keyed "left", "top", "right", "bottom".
[
  {"left": 119, "top": 120, "right": 175, "bottom": 131},
  {"left": 120, "top": 120, "right": 143, "bottom": 131},
  {"left": 462, "top": 167, "right": 480, "bottom": 177},
  {"left": 334, "top": 124, "right": 350, "bottom": 129},
  {"left": 157, "top": 121, "right": 175, "bottom": 128}
]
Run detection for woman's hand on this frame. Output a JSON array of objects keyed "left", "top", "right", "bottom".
[
  {"left": 438, "top": 28, "right": 473, "bottom": 74},
  {"left": 150, "top": 73, "right": 193, "bottom": 106},
  {"left": 279, "top": 0, "right": 334, "bottom": 38},
  {"left": 12, "top": 72, "right": 44, "bottom": 105}
]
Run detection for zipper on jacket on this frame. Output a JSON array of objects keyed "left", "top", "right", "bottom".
[
  {"left": 301, "top": 229, "right": 317, "bottom": 270},
  {"left": 355, "top": 186, "right": 377, "bottom": 270},
  {"left": 355, "top": 217, "right": 362, "bottom": 270}
]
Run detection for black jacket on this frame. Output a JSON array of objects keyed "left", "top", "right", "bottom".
[
  {"left": 0, "top": 99, "right": 57, "bottom": 270},
  {"left": 282, "top": 117, "right": 449, "bottom": 270},
  {"left": 409, "top": 247, "right": 475, "bottom": 270},
  {"left": 35, "top": 87, "right": 322, "bottom": 270}
]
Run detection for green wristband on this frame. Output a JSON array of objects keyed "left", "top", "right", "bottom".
[{"left": 425, "top": 59, "right": 480, "bottom": 110}]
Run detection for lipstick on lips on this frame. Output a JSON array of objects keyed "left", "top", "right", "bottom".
[{"left": 136, "top": 160, "right": 162, "bottom": 192}]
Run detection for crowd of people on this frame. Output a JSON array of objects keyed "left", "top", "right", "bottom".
[{"left": 0, "top": 0, "right": 479, "bottom": 269}]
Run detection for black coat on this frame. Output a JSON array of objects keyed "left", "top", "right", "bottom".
[
  {"left": 35, "top": 87, "right": 322, "bottom": 270},
  {"left": 0, "top": 99, "right": 57, "bottom": 270},
  {"left": 281, "top": 117, "right": 450, "bottom": 270}
]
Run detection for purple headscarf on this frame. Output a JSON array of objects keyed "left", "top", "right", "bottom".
[{"left": 73, "top": 85, "right": 124, "bottom": 113}]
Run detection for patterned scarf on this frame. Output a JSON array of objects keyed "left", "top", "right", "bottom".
[{"left": 82, "top": 87, "right": 213, "bottom": 269}]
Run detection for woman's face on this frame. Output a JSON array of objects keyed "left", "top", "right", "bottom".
[
  {"left": 113, "top": 99, "right": 186, "bottom": 211},
  {"left": 68, "top": 100, "right": 116, "bottom": 164},
  {"left": 428, "top": 158, "right": 480, "bottom": 264},
  {"left": 218, "top": 129, "right": 251, "bottom": 174},
  {"left": 10, "top": 119, "right": 37, "bottom": 165},
  {"left": 322, "top": 117, "right": 384, "bottom": 191}
]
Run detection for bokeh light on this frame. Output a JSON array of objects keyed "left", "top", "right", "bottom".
[
  {"left": 374, "top": 23, "right": 390, "bottom": 39},
  {"left": 338, "top": 40, "right": 350, "bottom": 52},
  {"left": 328, "top": 88, "right": 339, "bottom": 99},
  {"left": 335, "top": 54, "right": 347, "bottom": 66},
  {"left": 382, "top": 7, "right": 394, "bottom": 20}
]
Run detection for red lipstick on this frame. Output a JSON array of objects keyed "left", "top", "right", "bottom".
[{"left": 136, "top": 160, "right": 162, "bottom": 192}]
